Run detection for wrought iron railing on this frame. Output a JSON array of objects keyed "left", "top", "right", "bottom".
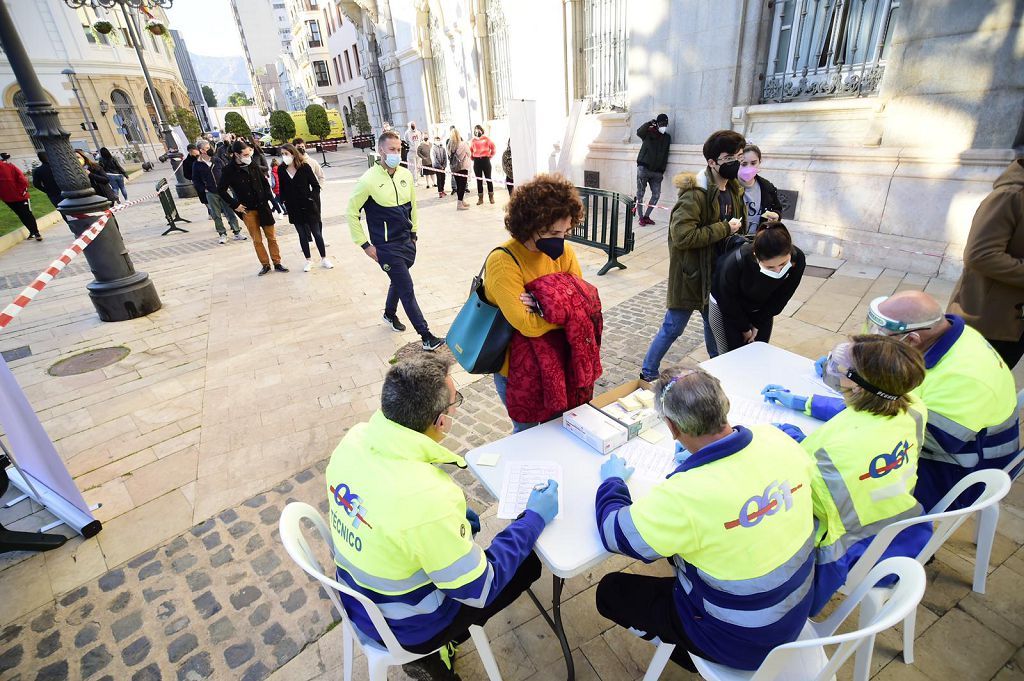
[
  {"left": 569, "top": 186, "right": 636, "bottom": 275},
  {"left": 761, "top": 0, "right": 899, "bottom": 103},
  {"left": 576, "top": 0, "right": 629, "bottom": 113}
]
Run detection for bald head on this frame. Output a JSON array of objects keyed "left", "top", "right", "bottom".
[{"left": 878, "top": 291, "right": 944, "bottom": 326}]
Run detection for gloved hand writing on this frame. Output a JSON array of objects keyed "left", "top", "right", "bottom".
[
  {"left": 814, "top": 355, "right": 827, "bottom": 378},
  {"left": 525, "top": 480, "right": 559, "bottom": 524},
  {"left": 773, "top": 423, "right": 807, "bottom": 443},
  {"left": 761, "top": 384, "right": 808, "bottom": 412},
  {"left": 465, "top": 507, "right": 481, "bottom": 535},
  {"left": 673, "top": 441, "right": 690, "bottom": 464},
  {"left": 600, "top": 454, "right": 635, "bottom": 482}
]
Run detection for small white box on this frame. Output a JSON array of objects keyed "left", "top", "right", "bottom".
[{"left": 562, "top": 404, "right": 629, "bottom": 455}]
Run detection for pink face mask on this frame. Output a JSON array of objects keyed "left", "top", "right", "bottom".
[{"left": 738, "top": 165, "right": 759, "bottom": 183}]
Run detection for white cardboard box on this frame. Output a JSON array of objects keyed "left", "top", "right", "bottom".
[{"left": 562, "top": 403, "right": 629, "bottom": 455}]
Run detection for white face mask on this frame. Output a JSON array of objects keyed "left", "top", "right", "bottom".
[
  {"left": 281, "top": 154, "right": 294, "bottom": 165},
  {"left": 658, "top": 126, "right": 668, "bottom": 134},
  {"left": 759, "top": 260, "right": 792, "bottom": 279},
  {"left": 239, "top": 155, "right": 252, "bottom": 165}
]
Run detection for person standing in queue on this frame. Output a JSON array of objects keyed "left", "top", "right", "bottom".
[
  {"left": 470, "top": 124, "right": 496, "bottom": 205},
  {"left": 218, "top": 140, "right": 289, "bottom": 276},
  {"left": 192, "top": 140, "right": 246, "bottom": 244},
  {"left": 98, "top": 147, "right": 129, "bottom": 200},
  {"left": 0, "top": 152, "right": 42, "bottom": 240},
  {"left": 278, "top": 143, "right": 331, "bottom": 272},
  {"left": 449, "top": 129, "right": 472, "bottom": 211},
  {"left": 595, "top": 368, "right": 816, "bottom": 673},
  {"left": 348, "top": 130, "right": 445, "bottom": 351},
  {"left": 431, "top": 135, "right": 448, "bottom": 198},
  {"left": 708, "top": 221, "right": 805, "bottom": 354},
  {"left": 738, "top": 144, "right": 783, "bottom": 235}
]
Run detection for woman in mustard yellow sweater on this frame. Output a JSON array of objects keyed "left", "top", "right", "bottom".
[{"left": 485, "top": 174, "right": 586, "bottom": 431}]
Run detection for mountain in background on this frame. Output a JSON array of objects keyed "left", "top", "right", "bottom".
[{"left": 189, "top": 53, "right": 252, "bottom": 105}]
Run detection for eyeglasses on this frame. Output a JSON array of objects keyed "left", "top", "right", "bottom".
[
  {"left": 715, "top": 153, "right": 743, "bottom": 164},
  {"left": 448, "top": 391, "right": 464, "bottom": 410}
]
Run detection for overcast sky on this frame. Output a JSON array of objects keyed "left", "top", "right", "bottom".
[{"left": 166, "top": 0, "right": 243, "bottom": 58}]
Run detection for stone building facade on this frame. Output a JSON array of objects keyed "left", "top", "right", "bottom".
[
  {"left": 0, "top": 1, "right": 189, "bottom": 171},
  {"left": 338, "top": 0, "right": 1023, "bottom": 276}
]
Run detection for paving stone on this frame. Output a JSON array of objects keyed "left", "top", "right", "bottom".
[
  {"left": 112, "top": 610, "right": 144, "bottom": 643},
  {"left": 192, "top": 591, "right": 222, "bottom": 620},
  {"left": 29, "top": 610, "right": 55, "bottom": 634},
  {"left": 267, "top": 570, "right": 294, "bottom": 591},
  {"left": 913, "top": 607, "right": 1015, "bottom": 681},
  {"left": 35, "top": 630, "right": 60, "bottom": 659},
  {"left": 121, "top": 636, "right": 151, "bottom": 666},
  {"left": 143, "top": 586, "right": 172, "bottom": 603},
  {"left": 261, "top": 623, "right": 286, "bottom": 646},
  {"left": 272, "top": 637, "right": 300, "bottom": 666},
  {"left": 75, "top": 624, "right": 100, "bottom": 649},
  {"left": 186, "top": 571, "right": 211, "bottom": 592},
  {"left": 137, "top": 561, "right": 163, "bottom": 581},
  {"left": 163, "top": 617, "right": 189, "bottom": 637},
  {"left": 167, "top": 633, "right": 198, "bottom": 664},
  {"left": 209, "top": 546, "right": 234, "bottom": 567},
  {"left": 80, "top": 645, "right": 112, "bottom": 678},
  {"left": 189, "top": 519, "right": 216, "bottom": 537},
  {"left": 259, "top": 506, "right": 281, "bottom": 525},
  {"left": 67, "top": 602, "right": 95, "bottom": 626},
  {"left": 244, "top": 535, "right": 264, "bottom": 553},
  {"left": 247, "top": 602, "right": 272, "bottom": 627},
  {"left": 59, "top": 585, "right": 88, "bottom": 607},
  {"left": 230, "top": 586, "right": 262, "bottom": 610},
  {"left": 127, "top": 549, "right": 159, "bottom": 569},
  {"left": 225, "top": 570, "right": 248, "bottom": 587},
  {"left": 109, "top": 591, "right": 132, "bottom": 613},
  {"left": 294, "top": 469, "right": 315, "bottom": 483},
  {"left": 227, "top": 520, "right": 255, "bottom": 539},
  {"left": 281, "top": 587, "right": 307, "bottom": 614},
  {"left": 175, "top": 651, "right": 213, "bottom": 680},
  {"left": 0, "top": 625, "right": 22, "bottom": 647},
  {"left": 251, "top": 550, "right": 281, "bottom": 576},
  {"left": 208, "top": 616, "right": 235, "bottom": 645},
  {"left": 170, "top": 554, "right": 198, "bottom": 574},
  {"left": 240, "top": 661, "right": 271, "bottom": 681},
  {"left": 218, "top": 509, "right": 239, "bottom": 525},
  {"left": 224, "top": 640, "right": 256, "bottom": 669},
  {"left": 163, "top": 536, "right": 188, "bottom": 557},
  {"left": 0, "top": 644, "right": 23, "bottom": 673},
  {"left": 273, "top": 480, "right": 294, "bottom": 494},
  {"left": 37, "top": 658, "right": 70, "bottom": 681},
  {"left": 201, "top": 532, "right": 221, "bottom": 551},
  {"left": 242, "top": 495, "right": 266, "bottom": 509},
  {"left": 131, "top": 662, "right": 162, "bottom": 681}
]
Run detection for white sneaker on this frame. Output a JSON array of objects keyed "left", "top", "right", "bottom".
[
  {"left": 233, "top": 233, "right": 248, "bottom": 241},
  {"left": 218, "top": 235, "right": 227, "bottom": 244},
  {"left": 303, "top": 260, "right": 312, "bottom": 272},
  {"left": 321, "top": 257, "right": 334, "bottom": 269}
]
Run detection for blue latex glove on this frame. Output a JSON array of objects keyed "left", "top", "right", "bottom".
[
  {"left": 465, "top": 507, "right": 481, "bottom": 535},
  {"left": 673, "top": 441, "right": 691, "bottom": 465},
  {"left": 814, "top": 355, "right": 827, "bottom": 378},
  {"left": 761, "top": 384, "right": 808, "bottom": 412},
  {"left": 600, "top": 454, "right": 635, "bottom": 482},
  {"left": 773, "top": 422, "right": 807, "bottom": 443},
  {"left": 525, "top": 480, "right": 559, "bottom": 524}
]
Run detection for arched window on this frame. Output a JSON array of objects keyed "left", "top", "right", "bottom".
[
  {"left": 143, "top": 87, "right": 167, "bottom": 127},
  {"left": 12, "top": 90, "right": 43, "bottom": 151},
  {"left": 111, "top": 89, "right": 144, "bottom": 143},
  {"left": 169, "top": 89, "right": 181, "bottom": 110}
]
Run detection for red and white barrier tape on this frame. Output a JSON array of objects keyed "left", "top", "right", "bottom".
[
  {"left": 0, "top": 213, "right": 111, "bottom": 329},
  {"left": 70, "top": 183, "right": 171, "bottom": 219}
]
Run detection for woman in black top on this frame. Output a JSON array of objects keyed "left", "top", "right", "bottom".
[
  {"left": 75, "top": 150, "right": 118, "bottom": 203},
  {"left": 277, "top": 143, "right": 332, "bottom": 272},
  {"left": 708, "top": 221, "right": 805, "bottom": 354},
  {"left": 738, "top": 144, "right": 783, "bottom": 234},
  {"left": 218, "top": 140, "right": 288, "bottom": 276},
  {"left": 98, "top": 147, "right": 129, "bottom": 200}
]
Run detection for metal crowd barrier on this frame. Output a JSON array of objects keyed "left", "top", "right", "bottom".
[
  {"left": 155, "top": 178, "right": 189, "bottom": 236},
  {"left": 571, "top": 186, "right": 636, "bottom": 275}
]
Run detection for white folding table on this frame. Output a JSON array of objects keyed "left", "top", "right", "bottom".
[{"left": 465, "top": 342, "right": 833, "bottom": 680}]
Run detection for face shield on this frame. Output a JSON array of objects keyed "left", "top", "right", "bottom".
[
  {"left": 824, "top": 340, "right": 901, "bottom": 402},
  {"left": 864, "top": 296, "right": 944, "bottom": 337}
]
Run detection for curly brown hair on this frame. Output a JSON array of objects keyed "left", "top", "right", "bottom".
[{"left": 504, "top": 173, "right": 584, "bottom": 242}]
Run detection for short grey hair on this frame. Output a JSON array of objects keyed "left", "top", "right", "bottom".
[
  {"left": 381, "top": 354, "right": 453, "bottom": 432},
  {"left": 653, "top": 368, "right": 730, "bottom": 437},
  {"left": 197, "top": 140, "right": 210, "bottom": 152}
]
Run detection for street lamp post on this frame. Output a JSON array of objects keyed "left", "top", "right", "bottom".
[
  {"left": 0, "top": 0, "right": 161, "bottom": 321},
  {"left": 62, "top": 68, "right": 101, "bottom": 150}
]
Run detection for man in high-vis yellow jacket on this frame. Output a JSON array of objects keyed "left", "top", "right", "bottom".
[
  {"left": 595, "top": 368, "right": 816, "bottom": 672},
  {"left": 326, "top": 355, "right": 558, "bottom": 679}
]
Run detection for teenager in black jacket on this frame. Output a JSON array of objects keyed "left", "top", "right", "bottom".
[
  {"left": 635, "top": 113, "right": 671, "bottom": 226},
  {"left": 218, "top": 140, "right": 288, "bottom": 276},
  {"left": 277, "top": 143, "right": 332, "bottom": 272},
  {"left": 708, "top": 221, "right": 805, "bottom": 355},
  {"left": 738, "top": 144, "right": 783, "bottom": 234}
]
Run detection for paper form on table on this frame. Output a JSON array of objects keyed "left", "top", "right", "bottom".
[{"left": 497, "top": 461, "right": 563, "bottom": 519}]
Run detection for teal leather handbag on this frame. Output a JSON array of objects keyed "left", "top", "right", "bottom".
[{"left": 446, "top": 247, "right": 520, "bottom": 374}]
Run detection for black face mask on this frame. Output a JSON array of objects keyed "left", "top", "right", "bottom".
[
  {"left": 716, "top": 159, "right": 740, "bottom": 180},
  {"left": 535, "top": 237, "right": 565, "bottom": 260}
]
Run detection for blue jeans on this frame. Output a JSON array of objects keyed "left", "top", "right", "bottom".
[
  {"left": 493, "top": 373, "right": 538, "bottom": 434},
  {"left": 108, "top": 173, "right": 127, "bottom": 200},
  {"left": 641, "top": 307, "right": 718, "bottom": 380}
]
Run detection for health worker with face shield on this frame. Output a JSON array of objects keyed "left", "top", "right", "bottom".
[
  {"left": 348, "top": 130, "right": 445, "bottom": 351},
  {"left": 766, "top": 335, "right": 933, "bottom": 614},
  {"left": 766, "top": 290, "right": 1019, "bottom": 512}
]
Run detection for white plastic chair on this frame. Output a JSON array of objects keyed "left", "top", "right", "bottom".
[
  {"left": 838, "top": 468, "right": 1012, "bottom": 679},
  {"left": 640, "top": 557, "right": 925, "bottom": 681},
  {"left": 1004, "top": 389, "right": 1024, "bottom": 477},
  {"left": 279, "top": 502, "right": 503, "bottom": 681}
]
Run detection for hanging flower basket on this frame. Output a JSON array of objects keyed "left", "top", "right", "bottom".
[
  {"left": 92, "top": 20, "right": 114, "bottom": 35},
  {"left": 145, "top": 20, "right": 166, "bottom": 36}
]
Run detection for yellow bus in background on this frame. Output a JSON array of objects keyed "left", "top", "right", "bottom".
[{"left": 263, "top": 109, "right": 347, "bottom": 144}]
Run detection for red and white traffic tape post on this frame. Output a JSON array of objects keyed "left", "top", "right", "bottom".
[{"left": 0, "top": 184, "right": 171, "bottom": 330}]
